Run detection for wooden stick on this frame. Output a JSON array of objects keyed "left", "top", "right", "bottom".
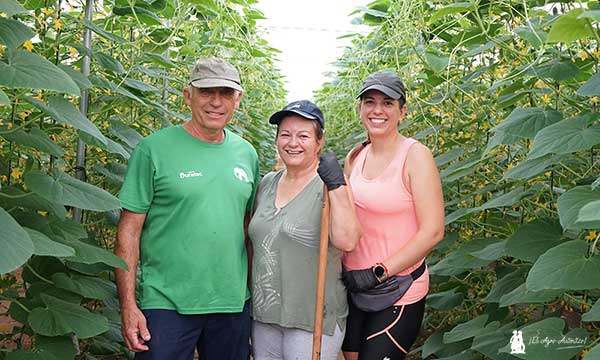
[{"left": 312, "top": 185, "right": 330, "bottom": 360}]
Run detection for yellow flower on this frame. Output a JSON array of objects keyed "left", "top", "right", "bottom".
[
  {"left": 541, "top": 94, "right": 551, "bottom": 104},
  {"left": 10, "top": 168, "right": 22, "bottom": 180},
  {"left": 23, "top": 40, "right": 34, "bottom": 51},
  {"left": 464, "top": 132, "right": 471, "bottom": 139},
  {"left": 0, "top": 175, "right": 7, "bottom": 182},
  {"left": 507, "top": 163, "right": 514, "bottom": 169},
  {"left": 18, "top": 111, "right": 29, "bottom": 119},
  {"left": 469, "top": 114, "right": 477, "bottom": 120},
  {"left": 594, "top": 49, "right": 600, "bottom": 59},
  {"left": 102, "top": 121, "right": 110, "bottom": 129},
  {"left": 41, "top": 7, "right": 53, "bottom": 16},
  {"left": 52, "top": 19, "right": 63, "bottom": 31},
  {"left": 7, "top": 123, "right": 12, "bottom": 129},
  {"left": 37, "top": 210, "right": 48, "bottom": 216},
  {"left": 0, "top": 12, "right": 6, "bottom": 18},
  {"left": 591, "top": 96, "right": 598, "bottom": 104},
  {"left": 585, "top": 231, "right": 598, "bottom": 241},
  {"left": 516, "top": 39, "right": 524, "bottom": 48},
  {"left": 475, "top": 194, "right": 483, "bottom": 202},
  {"left": 69, "top": 47, "right": 78, "bottom": 60},
  {"left": 32, "top": 93, "right": 44, "bottom": 101},
  {"left": 132, "top": 123, "right": 140, "bottom": 128},
  {"left": 579, "top": 51, "right": 589, "bottom": 60},
  {"left": 544, "top": 171, "right": 552, "bottom": 177}
]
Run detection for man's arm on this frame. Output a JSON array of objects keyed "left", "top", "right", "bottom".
[{"left": 115, "top": 209, "right": 150, "bottom": 352}]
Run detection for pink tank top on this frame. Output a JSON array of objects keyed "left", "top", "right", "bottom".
[{"left": 344, "top": 138, "right": 429, "bottom": 305}]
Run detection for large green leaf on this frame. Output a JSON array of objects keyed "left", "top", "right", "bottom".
[
  {"left": 0, "top": 19, "right": 34, "bottom": 49},
  {"left": 28, "top": 294, "right": 109, "bottom": 338},
  {"left": 443, "top": 315, "right": 488, "bottom": 343},
  {"left": 505, "top": 219, "right": 564, "bottom": 263},
  {"left": 24, "top": 170, "right": 120, "bottom": 211},
  {"left": 0, "top": 0, "right": 27, "bottom": 16},
  {"left": 0, "top": 207, "right": 33, "bottom": 274},
  {"left": 485, "top": 267, "right": 528, "bottom": 303},
  {"left": 503, "top": 154, "right": 561, "bottom": 180},
  {"left": 430, "top": 238, "right": 498, "bottom": 275},
  {"left": 52, "top": 273, "right": 117, "bottom": 300},
  {"left": 445, "top": 188, "right": 530, "bottom": 225},
  {"left": 427, "top": 287, "right": 464, "bottom": 310},
  {"left": 577, "top": 200, "right": 600, "bottom": 224},
  {"left": 58, "top": 65, "right": 93, "bottom": 91},
  {"left": 79, "top": 131, "right": 131, "bottom": 159},
  {"left": 0, "top": 187, "right": 67, "bottom": 218},
  {"left": 0, "top": 50, "right": 80, "bottom": 95},
  {"left": 90, "top": 75, "right": 147, "bottom": 105},
  {"left": 527, "top": 241, "right": 600, "bottom": 291},
  {"left": 471, "top": 322, "right": 516, "bottom": 360},
  {"left": 528, "top": 114, "right": 600, "bottom": 159},
  {"left": 577, "top": 72, "right": 600, "bottom": 97},
  {"left": 582, "top": 299, "right": 600, "bottom": 322},
  {"left": 425, "top": 52, "right": 451, "bottom": 74},
  {"left": 584, "top": 344, "right": 600, "bottom": 359},
  {"left": 492, "top": 107, "right": 563, "bottom": 139},
  {"left": 435, "top": 147, "right": 464, "bottom": 167},
  {"left": 78, "top": 17, "right": 128, "bottom": 43},
  {"left": 36, "top": 336, "right": 76, "bottom": 360},
  {"left": 429, "top": 2, "right": 475, "bottom": 23},
  {"left": 557, "top": 186, "right": 600, "bottom": 231},
  {"left": 548, "top": 8, "right": 594, "bottom": 43},
  {"left": 499, "top": 318, "right": 588, "bottom": 360},
  {"left": 109, "top": 118, "right": 143, "bottom": 148},
  {"left": 26, "top": 96, "right": 107, "bottom": 145},
  {"left": 25, "top": 228, "right": 75, "bottom": 257},
  {"left": 498, "top": 284, "right": 562, "bottom": 307},
  {"left": 2, "top": 127, "right": 65, "bottom": 157},
  {"left": 0, "top": 88, "right": 9, "bottom": 105},
  {"left": 54, "top": 238, "right": 127, "bottom": 269},
  {"left": 525, "top": 59, "right": 580, "bottom": 82},
  {"left": 469, "top": 239, "right": 505, "bottom": 261}
]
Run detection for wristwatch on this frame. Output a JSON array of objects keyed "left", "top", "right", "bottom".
[{"left": 372, "top": 263, "right": 388, "bottom": 283}]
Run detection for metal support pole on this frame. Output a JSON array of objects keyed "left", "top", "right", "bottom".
[{"left": 73, "top": 0, "right": 93, "bottom": 223}]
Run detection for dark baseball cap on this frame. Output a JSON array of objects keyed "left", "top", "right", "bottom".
[
  {"left": 188, "top": 57, "right": 243, "bottom": 92},
  {"left": 357, "top": 70, "right": 406, "bottom": 101},
  {"left": 269, "top": 100, "right": 325, "bottom": 128}
]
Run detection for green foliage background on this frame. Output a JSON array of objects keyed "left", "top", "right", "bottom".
[
  {"left": 1, "top": 0, "right": 600, "bottom": 359},
  {"left": 316, "top": 0, "right": 600, "bottom": 359},
  {"left": 0, "top": 0, "right": 284, "bottom": 358}
]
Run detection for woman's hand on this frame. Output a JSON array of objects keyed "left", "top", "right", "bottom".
[
  {"left": 342, "top": 267, "right": 379, "bottom": 292},
  {"left": 318, "top": 150, "right": 346, "bottom": 191}
]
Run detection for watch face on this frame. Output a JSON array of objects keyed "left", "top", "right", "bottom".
[{"left": 374, "top": 265, "right": 385, "bottom": 277}]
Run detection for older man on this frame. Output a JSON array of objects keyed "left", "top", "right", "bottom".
[{"left": 115, "top": 58, "right": 258, "bottom": 360}]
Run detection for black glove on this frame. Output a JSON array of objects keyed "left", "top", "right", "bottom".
[
  {"left": 342, "top": 267, "right": 379, "bottom": 292},
  {"left": 318, "top": 150, "right": 346, "bottom": 191}
]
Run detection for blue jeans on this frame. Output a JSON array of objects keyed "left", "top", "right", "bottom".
[{"left": 135, "top": 300, "right": 251, "bottom": 360}]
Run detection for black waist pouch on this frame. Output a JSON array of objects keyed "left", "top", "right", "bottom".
[{"left": 350, "top": 261, "right": 426, "bottom": 312}]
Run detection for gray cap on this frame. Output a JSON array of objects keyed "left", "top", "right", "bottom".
[
  {"left": 357, "top": 70, "right": 406, "bottom": 101},
  {"left": 189, "top": 58, "right": 243, "bottom": 92}
]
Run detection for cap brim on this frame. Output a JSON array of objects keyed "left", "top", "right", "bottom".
[
  {"left": 269, "top": 109, "right": 319, "bottom": 125},
  {"left": 190, "top": 78, "right": 243, "bottom": 92},
  {"left": 357, "top": 84, "right": 403, "bottom": 100}
]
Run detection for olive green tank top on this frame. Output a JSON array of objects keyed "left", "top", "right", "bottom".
[{"left": 248, "top": 170, "right": 348, "bottom": 335}]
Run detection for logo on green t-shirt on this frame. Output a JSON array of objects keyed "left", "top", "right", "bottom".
[
  {"left": 179, "top": 170, "right": 203, "bottom": 179},
  {"left": 233, "top": 167, "right": 249, "bottom": 183}
]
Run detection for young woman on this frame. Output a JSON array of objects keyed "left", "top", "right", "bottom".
[
  {"left": 342, "top": 71, "right": 445, "bottom": 360},
  {"left": 249, "top": 100, "right": 361, "bottom": 359}
]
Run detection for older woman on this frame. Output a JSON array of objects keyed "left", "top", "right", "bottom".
[
  {"left": 249, "top": 100, "right": 361, "bottom": 359},
  {"left": 341, "top": 71, "right": 445, "bottom": 360}
]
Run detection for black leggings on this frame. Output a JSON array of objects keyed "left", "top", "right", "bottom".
[{"left": 342, "top": 296, "right": 426, "bottom": 360}]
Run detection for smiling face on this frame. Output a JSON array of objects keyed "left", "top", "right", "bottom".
[
  {"left": 276, "top": 115, "right": 323, "bottom": 171},
  {"left": 358, "top": 89, "right": 407, "bottom": 139},
  {"left": 183, "top": 86, "right": 242, "bottom": 136}
]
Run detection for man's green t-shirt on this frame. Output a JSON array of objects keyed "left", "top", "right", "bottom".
[{"left": 119, "top": 125, "right": 259, "bottom": 314}]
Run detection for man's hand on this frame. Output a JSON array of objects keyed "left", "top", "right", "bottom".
[
  {"left": 121, "top": 304, "right": 151, "bottom": 352},
  {"left": 342, "top": 267, "right": 379, "bottom": 292},
  {"left": 318, "top": 150, "right": 346, "bottom": 191}
]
